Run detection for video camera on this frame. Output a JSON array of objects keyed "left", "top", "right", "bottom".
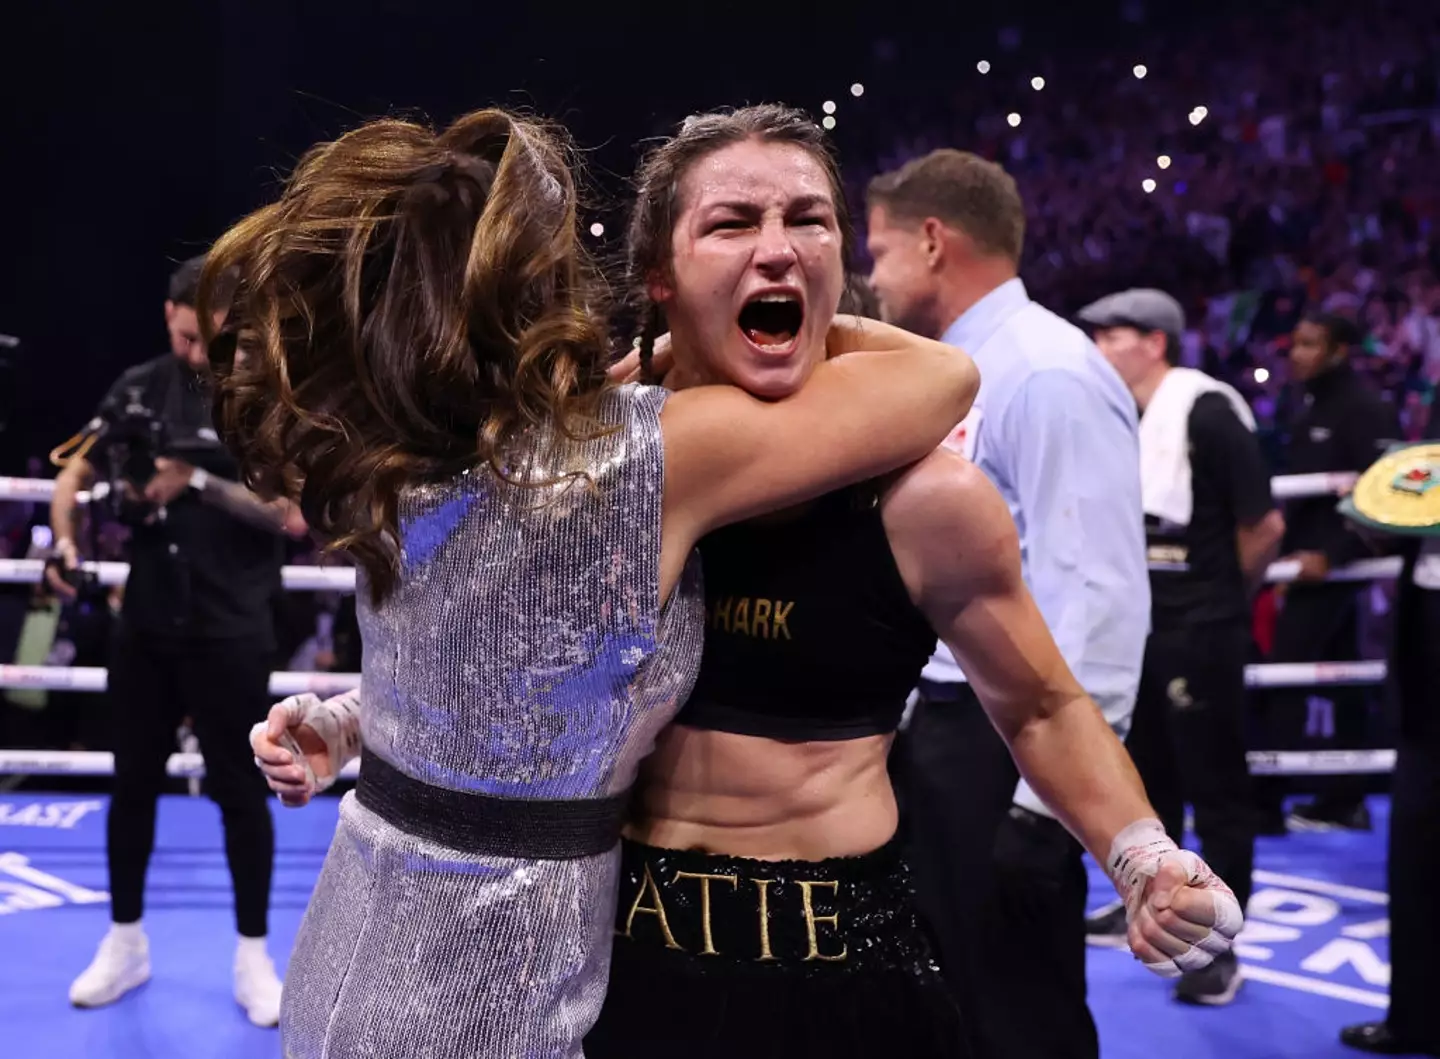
[
  {"left": 95, "top": 386, "right": 170, "bottom": 527},
  {"left": 42, "top": 387, "right": 170, "bottom": 602}
]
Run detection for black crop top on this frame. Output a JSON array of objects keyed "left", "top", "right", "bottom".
[{"left": 675, "top": 484, "right": 938, "bottom": 741}]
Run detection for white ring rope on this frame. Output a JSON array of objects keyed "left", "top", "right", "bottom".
[
  {"left": 0, "top": 556, "right": 1406, "bottom": 593},
  {"left": 0, "top": 472, "right": 1345, "bottom": 505},
  {"left": 1266, "top": 471, "right": 1359, "bottom": 500},
  {"left": 0, "top": 660, "right": 1386, "bottom": 696},
  {"left": 0, "top": 666, "right": 360, "bottom": 698},
  {"left": 0, "top": 748, "right": 364, "bottom": 780},
  {"left": 0, "top": 559, "right": 354, "bottom": 593}
]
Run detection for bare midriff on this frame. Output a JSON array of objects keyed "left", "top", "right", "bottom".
[{"left": 626, "top": 723, "right": 897, "bottom": 861}]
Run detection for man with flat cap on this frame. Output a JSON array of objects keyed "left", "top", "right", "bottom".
[{"left": 1078, "top": 288, "right": 1286, "bottom": 1005}]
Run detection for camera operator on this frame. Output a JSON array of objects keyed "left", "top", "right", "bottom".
[{"left": 50, "top": 256, "right": 305, "bottom": 1027}]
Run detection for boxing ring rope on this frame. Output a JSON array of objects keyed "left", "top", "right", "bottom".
[
  {"left": 0, "top": 470, "right": 1364, "bottom": 504},
  {"left": 0, "top": 471, "right": 1402, "bottom": 782},
  {"left": 0, "top": 556, "right": 1407, "bottom": 593},
  {"left": 0, "top": 559, "right": 356, "bottom": 593}
]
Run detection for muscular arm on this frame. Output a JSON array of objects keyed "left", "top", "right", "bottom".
[
  {"left": 886, "top": 451, "right": 1155, "bottom": 864},
  {"left": 888, "top": 451, "right": 1244, "bottom": 968}
]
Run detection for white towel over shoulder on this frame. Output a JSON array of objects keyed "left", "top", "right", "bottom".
[{"left": 1140, "top": 367, "right": 1255, "bottom": 527}]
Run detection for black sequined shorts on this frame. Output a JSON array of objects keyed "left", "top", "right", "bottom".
[{"left": 584, "top": 837, "right": 970, "bottom": 1058}]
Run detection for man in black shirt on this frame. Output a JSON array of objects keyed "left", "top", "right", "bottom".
[
  {"left": 1077, "top": 289, "right": 1285, "bottom": 1005},
  {"left": 1263, "top": 312, "right": 1398, "bottom": 832},
  {"left": 48, "top": 257, "right": 304, "bottom": 1026}
]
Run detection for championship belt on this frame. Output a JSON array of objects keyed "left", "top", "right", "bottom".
[{"left": 1338, "top": 442, "right": 1440, "bottom": 537}]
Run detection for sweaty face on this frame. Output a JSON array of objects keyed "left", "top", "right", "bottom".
[
  {"left": 166, "top": 302, "right": 208, "bottom": 371},
  {"left": 657, "top": 139, "right": 844, "bottom": 400},
  {"left": 865, "top": 205, "right": 941, "bottom": 337},
  {"left": 1289, "top": 320, "right": 1334, "bottom": 383},
  {"left": 1091, "top": 326, "right": 1155, "bottom": 393}
]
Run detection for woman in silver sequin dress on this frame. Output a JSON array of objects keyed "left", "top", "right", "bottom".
[{"left": 215, "top": 107, "right": 978, "bottom": 1057}]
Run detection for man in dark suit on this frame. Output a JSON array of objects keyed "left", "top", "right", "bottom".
[{"left": 1339, "top": 418, "right": 1440, "bottom": 1057}]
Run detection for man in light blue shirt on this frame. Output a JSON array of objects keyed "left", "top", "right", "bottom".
[{"left": 868, "top": 150, "right": 1149, "bottom": 1059}]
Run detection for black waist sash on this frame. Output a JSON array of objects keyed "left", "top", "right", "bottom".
[{"left": 354, "top": 749, "right": 630, "bottom": 860}]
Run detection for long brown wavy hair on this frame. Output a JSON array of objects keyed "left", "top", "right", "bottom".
[{"left": 199, "top": 109, "right": 612, "bottom": 605}]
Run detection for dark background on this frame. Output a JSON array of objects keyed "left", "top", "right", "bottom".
[{"left": 1, "top": 0, "right": 1247, "bottom": 472}]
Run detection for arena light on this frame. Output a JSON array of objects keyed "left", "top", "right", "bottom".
[
  {"left": 850, "top": 83, "right": 865, "bottom": 97},
  {"left": 1189, "top": 105, "right": 1209, "bottom": 125},
  {"left": 1255, "top": 368, "right": 1271, "bottom": 384},
  {"left": 822, "top": 115, "right": 837, "bottom": 130},
  {"left": 1157, "top": 154, "right": 1172, "bottom": 169},
  {"left": 977, "top": 60, "right": 991, "bottom": 74},
  {"left": 589, "top": 222, "right": 605, "bottom": 238},
  {"left": 1006, "top": 112, "right": 1022, "bottom": 128},
  {"left": 822, "top": 100, "right": 837, "bottom": 115},
  {"left": 1142, "top": 178, "right": 1157, "bottom": 193},
  {"left": 1031, "top": 76, "right": 1045, "bottom": 91},
  {"left": 1133, "top": 64, "right": 1148, "bottom": 79}
]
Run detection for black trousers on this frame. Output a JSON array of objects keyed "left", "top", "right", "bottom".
[
  {"left": 893, "top": 683, "right": 1097, "bottom": 1059},
  {"left": 1386, "top": 591, "right": 1440, "bottom": 1050},
  {"left": 1127, "top": 623, "right": 1255, "bottom": 911},
  {"left": 49, "top": 599, "right": 117, "bottom": 751},
  {"left": 1261, "top": 584, "right": 1369, "bottom": 810},
  {"left": 106, "top": 628, "right": 275, "bottom": 937}
]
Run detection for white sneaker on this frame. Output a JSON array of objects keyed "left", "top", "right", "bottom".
[
  {"left": 234, "top": 940, "right": 283, "bottom": 1028},
  {"left": 69, "top": 925, "right": 151, "bottom": 1008}
]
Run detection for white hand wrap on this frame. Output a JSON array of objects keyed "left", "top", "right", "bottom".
[
  {"left": 249, "top": 689, "right": 362, "bottom": 795},
  {"left": 1106, "top": 818, "right": 1246, "bottom": 979}
]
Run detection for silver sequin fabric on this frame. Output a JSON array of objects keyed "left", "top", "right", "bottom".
[{"left": 281, "top": 383, "right": 704, "bottom": 1059}]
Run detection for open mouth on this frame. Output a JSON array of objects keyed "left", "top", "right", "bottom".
[{"left": 738, "top": 293, "right": 804, "bottom": 354}]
